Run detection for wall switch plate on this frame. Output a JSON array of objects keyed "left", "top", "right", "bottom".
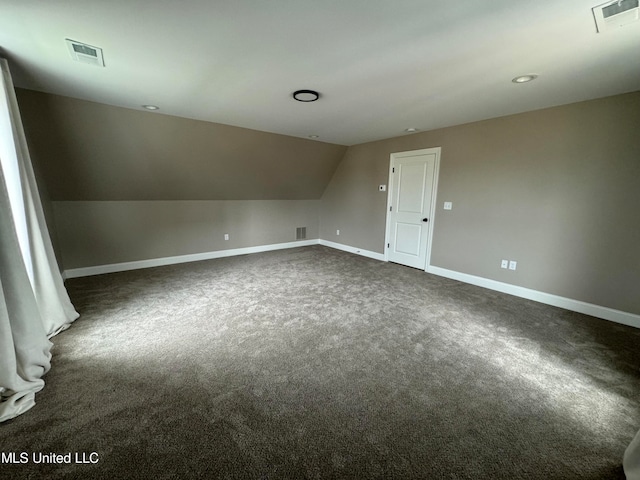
[
  {"left": 224, "top": 233, "right": 229, "bottom": 241},
  {"left": 379, "top": 185, "right": 386, "bottom": 192},
  {"left": 444, "top": 202, "right": 452, "bottom": 210},
  {"left": 336, "top": 229, "right": 340, "bottom": 235},
  {"left": 509, "top": 261, "right": 517, "bottom": 270},
  {"left": 501, "top": 260, "right": 508, "bottom": 269}
]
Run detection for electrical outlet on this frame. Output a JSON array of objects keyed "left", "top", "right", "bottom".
[
  {"left": 501, "top": 260, "right": 508, "bottom": 269},
  {"left": 336, "top": 229, "right": 340, "bottom": 235},
  {"left": 224, "top": 233, "right": 229, "bottom": 241},
  {"left": 509, "top": 261, "right": 517, "bottom": 270}
]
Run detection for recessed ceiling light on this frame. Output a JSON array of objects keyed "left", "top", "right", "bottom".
[
  {"left": 293, "top": 90, "right": 320, "bottom": 102},
  {"left": 142, "top": 105, "right": 159, "bottom": 110},
  {"left": 512, "top": 75, "right": 538, "bottom": 84},
  {"left": 308, "top": 135, "right": 319, "bottom": 139},
  {"left": 405, "top": 127, "right": 419, "bottom": 133}
]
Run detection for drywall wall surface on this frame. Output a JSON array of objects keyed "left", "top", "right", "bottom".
[
  {"left": 320, "top": 91, "right": 640, "bottom": 314},
  {"left": 16, "top": 89, "right": 346, "bottom": 201},
  {"left": 53, "top": 200, "right": 319, "bottom": 269},
  {"left": 319, "top": 141, "right": 391, "bottom": 254},
  {"left": 27, "top": 143, "right": 63, "bottom": 269}
]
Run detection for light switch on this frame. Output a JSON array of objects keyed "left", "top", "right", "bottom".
[
  {"left": 444, "top": 202, "right": 452, "bottom": 210},
  {"left": 509, "top": 261, "right": 517, "bottom": 270}
]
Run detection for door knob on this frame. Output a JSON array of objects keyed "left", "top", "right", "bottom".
[{"left": 422, "top": 218, "right": 429, "bottom": 222}]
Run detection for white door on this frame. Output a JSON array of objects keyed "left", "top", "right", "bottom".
[{"left": 386, "top": 150, "right": 438, "bottom": 269}]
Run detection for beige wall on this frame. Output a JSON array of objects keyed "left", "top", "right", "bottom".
[
  {"left": 16, "top": 89, "right": 343, "bottom": 271},
  {"left": 54, "top": 200, "right": 319, "bottom": 269},
  {"left": 28, "top": 142, "right": 63, "bottom": 266},
  {"left": 320, "top": 92, "right": 640, "bottom": 315},
  {"left": 16, "top": 89, "right": 346, "bottom": 201}
]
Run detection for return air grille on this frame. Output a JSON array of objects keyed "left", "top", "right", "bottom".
[
  {"left": 296, "top": 227, "right": 307, "bottom": 240},
  {"left": 66, "top": 39, "right": 105, "bottom": 66},
  {"left": 593, "top": 0, "right": 640, "bottom": 32},
  {"left": 603, "top": 0, "right": 639, "bottom": 17}
]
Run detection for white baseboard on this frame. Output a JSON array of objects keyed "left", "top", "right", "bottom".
[
  {"left": 319, "top": 240, "right": 386, "bottom": 262},
  {"left": 427, "top": 265, "right": 640, "bottom": 329},
  {"left": 62, "top": 238, "right": 639, "bottom": 329},
  {"left": 63, "top": 239, "right": 320, "bottom": 279},
  {"left": 64, "top": 238, "right": 384, "bottom": 280}
]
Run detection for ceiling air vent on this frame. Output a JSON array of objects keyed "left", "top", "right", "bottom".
[
  {"left": 65, "top": 39, "right": 105, "bottom": 66},
  {"left": 593, "top": 0, "right": 640, "bottom": 32}
]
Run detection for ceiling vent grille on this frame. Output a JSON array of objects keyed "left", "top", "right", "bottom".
[
  {"left": 65, "top": 39, "right": 105, "bottom": 66},
  {"left": 593, "top": 0, "right": 640, "bottom": 32}
]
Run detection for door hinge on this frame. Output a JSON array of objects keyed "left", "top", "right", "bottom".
[
  {"left": 392, "top": 167, "right": 395, "bottom": 173},
  {"left": 387, "top": 243, "right": 390, "bottom": 248},
  {"left": 390, "top": 206, "right": 392, "bottom": 212}
]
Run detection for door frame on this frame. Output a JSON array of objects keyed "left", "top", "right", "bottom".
[{"left": 384, "top": 147, "right": 441, "bottom": 271}]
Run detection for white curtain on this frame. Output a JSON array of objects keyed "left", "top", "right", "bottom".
[
  {"left": 0, "top": 58, "right": 79, "bottom": 422},
  {"left": 626, "top": 429, "right": 640, "bottom": 480}
]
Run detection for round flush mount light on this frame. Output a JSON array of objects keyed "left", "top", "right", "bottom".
[
  {"left": 308, "top": 135, "right": 319, "bottom": 139},
  {"left": 142, "top": 104, "right": 159, "bottom": 110},
  {"left": 405, "top": 127, "right": 419, "bottom": 133},
  {"left": 511, "top": 74, "right": 538, "bottom": 84},
  {"left": 293, "top": 90, "right": 320, "bottom": 102}
]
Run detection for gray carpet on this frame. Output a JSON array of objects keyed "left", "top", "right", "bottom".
[{"left": 1, "top": 245, "right": 639, "bottom": 479}]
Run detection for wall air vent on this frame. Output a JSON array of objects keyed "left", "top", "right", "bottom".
[
  {"left": 65, "top": 39, "right": 105, "bottom": 66},
  {"left": 593, "top": 0, "right": 640, "bottom": 32},
  {"left": 296, "top": 227, "right": 307, "bottom": 240}
]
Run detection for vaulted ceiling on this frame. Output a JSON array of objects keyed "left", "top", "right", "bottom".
[{"left": 2, "top": 0, "right": 639, "bottom": 146}]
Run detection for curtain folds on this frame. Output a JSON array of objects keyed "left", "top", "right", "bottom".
[
  {"left": 0, "top": 58, "right": 79, "bottom": 422},
  {"left": 626, "top": 428, "right": 640, "bottom": 480}
]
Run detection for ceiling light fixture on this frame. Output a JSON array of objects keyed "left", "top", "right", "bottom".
[
  {"left": 512, "top": 74, "right": 538, "bottom": 84},
  {"left": 142, "top": 105, "right": 159, "bottom": 110},
  {"left": 405, "top": 127, "right": 419, "bottom": 133},
  {"left": 293, "top": 90, "right": 320, "bottom": 102},
  {"left": 308, "top": 135, "right": 319, "bottom": 139}
]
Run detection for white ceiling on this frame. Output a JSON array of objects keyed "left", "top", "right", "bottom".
[{"left": 1, "top": 0, "right": 639, "bottom": 146}]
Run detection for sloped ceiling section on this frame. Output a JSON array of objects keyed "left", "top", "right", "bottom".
[{"left": 16, "top": 89, "right": 347, "bottom": 201}]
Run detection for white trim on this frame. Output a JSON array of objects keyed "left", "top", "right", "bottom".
[
  {"left": 384, "top": 147, "right": 441, "bottom": 270},
  {"left": 427, "top": 265, "right": 640, "bottom": 329},
  {"left": 384, "top": 157, "right": 394, "bottom": 261},
  {"left": 61, "top": 238, "right": 639, "bottom": 328},
  {"left": 63, "top": 240, "right": 320, "bottom": 279},
  {"left": 319, "top": 239, "right": 385, "bottom": 261}
]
